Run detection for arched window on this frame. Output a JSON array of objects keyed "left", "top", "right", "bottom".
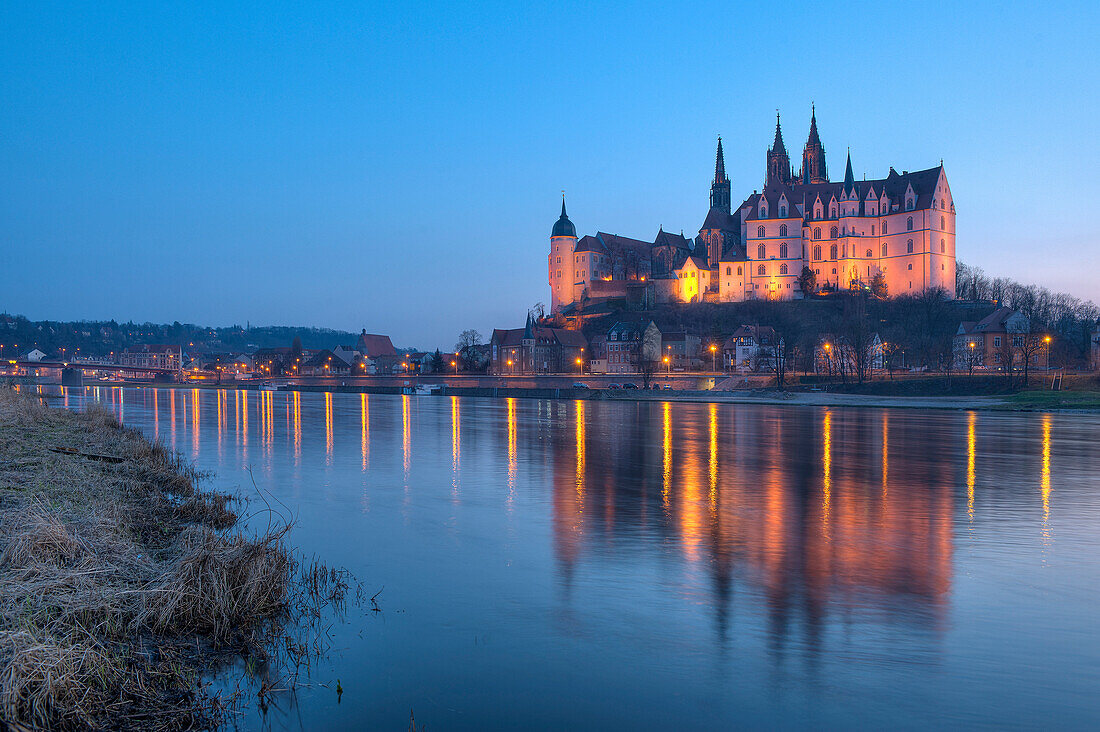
[
  {"left": 940, "top": 239, "right": 946, "bottom": 253},
  {"left": 866, "top": 249, "right": 873, "bottom": 258},
  {"left": 779, "top": 206, "right": 787, "bottom": 217},
  {"left": 907, "top": 239, "right": 914, "bottom": 254},
  {"left": 757, "top": 244, "right": 765, "bottom": 259},
  {"left": 737, "top": 266, "right": 742, "bottom": 276},
  {"left": 830, "top": 244, "right": 838, "bottom": 259},
  {"left": 725, "top": 266, "right": 731, "bottom": 275},
  {"left": 907, "top": 199, "right": 914, "bottom": 211},
  {"left": 932, "top": 200, "right": 937, "bottom": 209},
  {"left": 830, "top": 226, "right": 838, "bottom": 238},
  {"left": 830, "top": 205, "right": 837, "bottom": 217},
  {"left": 779, "top": 224, "right": 787, "bottom": 236},
  {"left": 881, "top": 243, "right": 887, "bottom": 257},
  {"left": 757, "top": 264, "right": 766, "bottom": 276},
  {"left": 780, "top": 243, "right": 788, "bottom": 258},
  {"left": 779, "top": 264, "right": 788, "bottom": 275},
  {"left": 882, "top": 221, "right": 888, "bottom": 235},
  {"left": 907, "top": 216, "right": 914, "bottom": 231},
  {"left": 941, "top": 215, "right": 946, "bottom": 229},
  {"left": 814, "top": 228, "right": 821, "bottom": 240},
  {"left": 813, "top": 245, "right": 821, "bottom": 261},
  {"left": 757, "top": 226, "right": 765, "bottom": 237}
]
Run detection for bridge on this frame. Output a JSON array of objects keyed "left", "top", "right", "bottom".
[{"left": 7, "top": 360, "right": 180, "bottom": 386}]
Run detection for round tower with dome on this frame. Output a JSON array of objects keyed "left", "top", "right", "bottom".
[{"left": 549, "top": 196, "right": 577, "bottom": 314}]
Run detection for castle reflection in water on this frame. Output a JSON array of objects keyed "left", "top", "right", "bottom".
[{"left": 63, "top": 386, "right": 1060, "bottom": 646}]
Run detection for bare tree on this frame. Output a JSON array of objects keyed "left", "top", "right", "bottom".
[
  {"left": 839, "top": 297, "right": 876, "bottom": 385},
  {"left": 455, "top": 329, "right": 482, "bottom": 370}
]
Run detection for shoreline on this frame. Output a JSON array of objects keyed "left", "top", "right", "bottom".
[
  {"left": 36, "top": 379, "right": 1100, "bottom": 413},
  {"left": 0, "top": 387, "right": 348, "bottom": 730}
]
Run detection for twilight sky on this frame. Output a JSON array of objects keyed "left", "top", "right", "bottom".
[{"left": 2, "top": 1, "right": 1097, "bottom": 349}]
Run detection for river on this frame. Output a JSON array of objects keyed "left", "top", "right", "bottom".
[{"left": 52, "top": 386, "right": 1100, "bottom": 730}]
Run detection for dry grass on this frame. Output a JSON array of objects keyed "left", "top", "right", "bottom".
[{"left": 0, "top": 387, "right": 351, "bottom": 730}]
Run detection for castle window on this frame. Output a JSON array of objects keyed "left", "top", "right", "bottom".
[
  {"left": 814, "top": 228, "right": 821, "bottom": 240},
  {"left": 757, "top": 265, "right": 766, "bottom": 276},
  {"left": 941, "top": 199, "right": 946, "bottom": 209},
  {"left": 941, "top": 239, "right": 946, "bottom": 253},
  {"left": 737, "top": 266, "right": 742, "bottom": 276},
  {"left": 726, "top": 266, "right": 731, "bottom": 275},
  {"left": 907, "top": 216, "right": 914, "bottom": 231},
  {"left": 882, "top": 221, "right": 888, "bottom": 235},
  {"left": 932, "top": 200, "right": 936, "bottom": 209},
  {"left": 757, "top": 226, "right": 765, "bottom": 237},
  {"left": 813, "top": 245, "right": 821, "bottom": 261},
  {"left": 906, "top": 199, "right": 914, "bottom": 211},
  {"left": 780, "top": 264, "right": 788, "bottom": 275},
  {"left": 756, "top": 244, "right": 765, "bottom": 259},
  {"left": 779, "top": 206, "right": 787, "bottom": 217},
  {"left": 832, "top": 268, "right": 837, "bottom": 274},
  {"left": 907, "top": 239, "right": 914, "bottom": 254},
  {"left": 830, "top": 205, "right": 837, "bottom": 217},
  {"left": 815, "top": 268, "right": 820, "bottom": 275},
  {"left": 830, "top": 226, "right": 838, "bottom": 238},
  {"left": 866, "top": 249, "right": 873, "bottom": 258},
  {"left": 881, "top": 243, "right": 887, "bottom": 257},
  {"left": 907, "top": 263, "right": 913, "bottom": 270},
  {"left": 780, "top": 224, "right": 787, "bottom": 236},
  {"left": 942, "top": 263, "right": 946, "bottom": 271},
  {"left": 941, "top": 215, "right": 946, "bottom": 229},
  {"left": 780, "top": 244, "right": 788, "bottom": 258},
  {"left": 830, "top": 245, "right": 838, "bottom": 259}
]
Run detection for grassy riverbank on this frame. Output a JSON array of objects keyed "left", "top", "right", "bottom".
[{"left": 0, "top": 387, "right": 348, "bottom": 730}]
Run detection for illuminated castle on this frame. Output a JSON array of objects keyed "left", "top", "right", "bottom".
[{"left": 549, "top": 108, "right": 956, "bottom": 314}]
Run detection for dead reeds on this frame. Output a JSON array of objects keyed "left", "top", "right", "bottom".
[{"left": 0, "top": 387, "right": 352, "bottom": 730}]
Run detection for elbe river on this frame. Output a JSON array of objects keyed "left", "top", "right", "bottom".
[{"left": 53, "top": 386, "right": 1100, "bottom": 729}]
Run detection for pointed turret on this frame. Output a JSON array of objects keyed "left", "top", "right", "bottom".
[
  {"left": 552, "top": 195, "right": 576, "bottom": 238},
  {"left": 524, "top": 311, "right": 535, "bottom": 339},
  {"left": 709, "top": 137, "right": 731, "bottom": 213},
  {"left": 843, "top": 148, "right": 856, "bottom": 196},
  {"left": 800, "top": 105, "right": 828, "bottom": 184},
  {"left": 766, "top": 113, "right": 793, "bottom": 187}
]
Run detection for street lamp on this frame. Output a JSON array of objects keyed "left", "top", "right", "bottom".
[
  {"left": 452, "top": 360, "right": 458, "bottom": 374},
  {"left": 709, "top": 344, "right": 717, "bottom": 373},
  {"left": 575, "top": 357, "right": 582, "bottom": 374},
  {"left": 1044, "top": 335, "right": 1052, "bottom": 370},
  {"left": 663, "top": 355, "right": 670, "bottom": 375},
  {"left": 506, "top": 359, "right": 513, "bottom": 375}
]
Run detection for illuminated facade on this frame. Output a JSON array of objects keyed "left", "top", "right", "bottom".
[{"left": 549, "top": 108, "right": 957, "bottom": 312}]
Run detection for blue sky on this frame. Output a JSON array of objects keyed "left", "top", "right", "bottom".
[{"left": 2, "top": 1, "right": 1097, "bottom": 349}]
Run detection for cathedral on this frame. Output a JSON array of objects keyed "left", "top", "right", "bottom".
[{"left": 549, "top": 108, "right": 956, "bottom": 314}]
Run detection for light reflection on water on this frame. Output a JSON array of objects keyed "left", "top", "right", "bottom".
[{"left": 40, "top": 385, "right": 1100, "bottom": 730}]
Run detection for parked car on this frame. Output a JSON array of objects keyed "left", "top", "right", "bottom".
[
  {"left": 572, "top": 382, "right": 590, "bottom": 389},
  {"left": 661, "top": 384, "right": 673, "bottom": 390},
  {"left": 607, "top": 383, "right": 622, "bottom": 390},
  {"left": 622, "top": 383, "right": 639, "bottom": 390}
]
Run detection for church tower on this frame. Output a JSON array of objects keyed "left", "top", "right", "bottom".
[
  {"left": 549, "top": 196, "right": 578, "bottom": 314},
  {"left": 800, "top": 105, "right": 828, "bottom": 184},
  {"left": 766, "top": 113, "right": 792, "bottom": 187},
  {"left": 709, "top": 137, "right": 731, "bottom": 213}
]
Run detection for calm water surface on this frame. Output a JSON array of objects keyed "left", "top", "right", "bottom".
[{"left": 54, "top": 386, "right": 1100, "bottom": 729}]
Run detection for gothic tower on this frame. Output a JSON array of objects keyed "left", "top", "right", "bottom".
[
  {"left": 709, "top": 137, "right": 731, "bottom": 213},
  {"left": 766, "top": 113, "right": 792, "bottom": 187},
  {"left": 800, "top": 105, "right": 828, "bottom": 184}
]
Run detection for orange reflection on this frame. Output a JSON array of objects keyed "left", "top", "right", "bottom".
[
  {"left": 881, "top": 411, "right": 889, "bottom": 500},
  {"left": 1041, "top": 414, "right": 1051, "bottom": 541},
  {"left": 361, "top": 393, "right": 370, "bottom": 470},
  {"left": 325, "top": 392, "right": 334, "bottom": 461},
  {"left": 507, "top": 398, "right": 518, "bottom": 496},
  {"left": 822, "top": 409, "right": 832, "bottom": 532},
  {"left": 292, "top": 390, "right": 301, "bottom": 460},
  {"left": 241, "top": 390, "right": 248, "bottom": 447},
  {"left": 450, "top": 396, "right": 460, "bottom": 491},
  {"left": 966, "top": 412, "right": 976, "bottom": 522},
  {"left": 153, "top": 388, "right": 159, "bottom": 437},
  {"left": 170, "top": 389, "right": 177, "bottom": 446},
  {"left": 575, "top": 400, "right": 586, "bottom": 496},
  {"left": 401, "top": 395, "right": 411, "bottom": 479},
  {"left": 662, "top": 401, "right": 672, "bottom": 511},
  {"left": 191, "top": 388, "right": 200, "bottom": 455},
  {"left": 708, "top": 402, "right": 718, "bottom": 511}
]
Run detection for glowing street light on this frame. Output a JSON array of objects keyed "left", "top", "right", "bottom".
[
  {"left": 1044, "top": 335, "right": 1052, "bottom": 370},
  {"left": 575, "top": 357, "right": 582, "bottom": 374},
  {"left": 709, "top": 343, "right": 717, "bottom": 373}
]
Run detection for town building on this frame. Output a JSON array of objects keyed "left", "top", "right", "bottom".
[
  {"left": 490, "top": 314, "right": 589, "bottom": 374},
  {"left": 605, "top": 321, "right": 662, "bottom": 374},
  {"left": 355, "top": 331, "right": 397, "bottom": 360},
  {"left": 550, "top": 108, "right": 956, "bottom": 312},
  {"left": 661, "top": 331, "right": 702, "bottom": 371},
  {"left": 119, "top": 344, "right": 182, "bottom": 371},
  {"left": 953, "top": 307, "right": 1030, "bottom": 370},
  {"left": 723, "top": 326, "right": 779, "bottom": 372},
  {"left": 814, "top": 333, "right": 885, "bottom": 374}
]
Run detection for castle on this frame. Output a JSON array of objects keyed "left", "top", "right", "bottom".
[{"left": 549, "top": 108, "right": 956, "bottom": 314}]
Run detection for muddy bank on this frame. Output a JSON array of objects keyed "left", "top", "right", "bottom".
[{"left": 0, "top": 387, "right": 349, "bottom": 730}]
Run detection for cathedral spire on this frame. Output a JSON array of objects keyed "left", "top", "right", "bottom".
[
  {"left": 766, "top": 112, "right": 792, "bottom": 187},
  {"left": 714, "top": 137, "right": 727, "bottom": 185},
  {"left": 709, "top": 136, "right": 731, "bottom": 213},
  {"left": 843, "top": 148, "right": 855, "bottom": 196},
  {"left": 771, "top": 112, "right": 787, "bottom": 154},
  {"left": 552, "top": 194, "right": 576, "bottom": 238},
  {"left": 800, "top": 105, "right": 828, "bottom": 184}
]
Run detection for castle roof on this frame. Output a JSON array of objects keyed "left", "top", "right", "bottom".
[{"left": 552, "top": 198, "right": 576, "bottom": 238}]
